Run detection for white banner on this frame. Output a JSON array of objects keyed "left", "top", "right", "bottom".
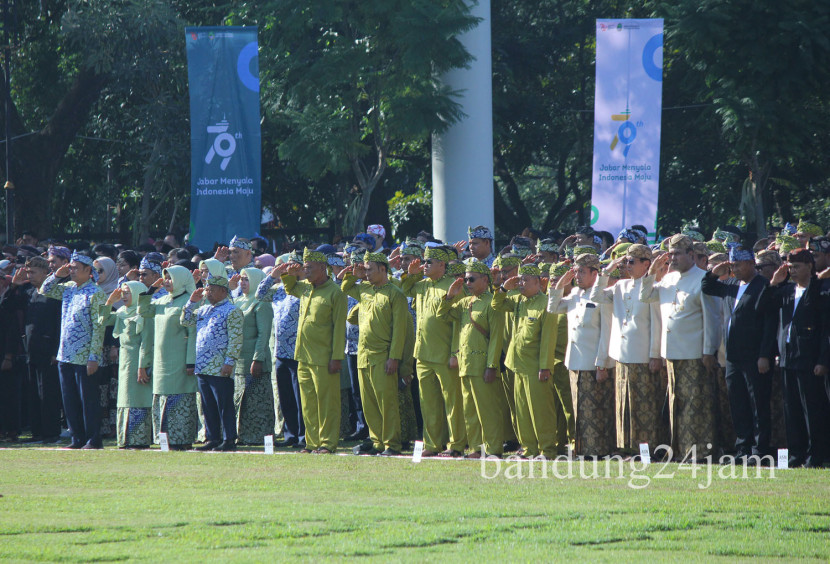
[{"left": 591, "top": 19, "right": 663, "bottom": 242}]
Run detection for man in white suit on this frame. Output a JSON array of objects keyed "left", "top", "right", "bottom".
[
  {"left": 547, "top": 251, "right": 614, "bottom": 457},
  {"left": 589, "top": 244, "right": 663, "bottom": 456},
  {"left": 639, "top": 234, "right": 722, "bottom": 461}
]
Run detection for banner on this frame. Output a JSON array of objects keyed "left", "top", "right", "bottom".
[
  {"left": 590, "top": 19, "right": 663, "bottom": 242},
  {"left": 186, "top": 27, "right": 261, "bottom": 251}
]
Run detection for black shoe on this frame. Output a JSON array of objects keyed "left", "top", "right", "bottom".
[
  {"left": 196, "top": 440, "right": 221, "bottom": 451},
  {"left": 292, "top": 441, "right": 306, "bottom": 449},
  {"left": 62, "top": 443, "right": 84, "bottom": 450},
  {"left": 345, "top": 429, "right": 369, "bottom": 441},
  {"left": 81, "top": 443, "right": 102, "bottom": 450},
  {"left": 353, "top": 442, "right": 380, "bottom": 455},
  {"left": 380, "top": 448, "right": 401, "bottom": 456},
  {"left": 275, "top": 438, "right": 298, "bottom": 448},
  {"left": 401, "top": 442, "right": 411, "bottom": 451},
  {"left": 503, "top": 440, "right": 521, "bottom": 452},
  {"left": 212, "top": 440, "right": 237, "bottom": 452}
]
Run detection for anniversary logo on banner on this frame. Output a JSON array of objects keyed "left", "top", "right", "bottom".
[
  {"left": 186, "top": 27, "right": 261, "bottom": 252},
  {"left": 590, "top": 19, "right": 663, "bottom": 242}
]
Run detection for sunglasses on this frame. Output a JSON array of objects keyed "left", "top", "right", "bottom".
[{"left": 463, "top": 276, "right": 479, "bottom": 284}]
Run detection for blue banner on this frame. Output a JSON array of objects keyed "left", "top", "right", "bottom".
[
  {"left": 186, "top": 27, "right": 261, "bottom": 252},
  {"left": 590, "top": 19, "right": 663, "bottom": 242}
]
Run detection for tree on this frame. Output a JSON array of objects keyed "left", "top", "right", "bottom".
[
  {"left": 0, "top": 0, "right": 182, "bottom": 239},
  {"left": 654, "top": 0, "right": 830, "bottom": 237},
  {"left": 259, "top": 0, "right": 478, "bottom": 235}
]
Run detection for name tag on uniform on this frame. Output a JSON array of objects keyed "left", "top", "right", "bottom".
[
  {"left": 264, "top": 435, "right": 274, "bottom": 455},
  {"left": 412, "top": 440, "right": 425, "bottom": 463},
  {"left": 639, "top": 442, "right": 651, "bottom": 464},
  {"left": 159, "top": 432, "right": 170, "bottom": 452}
]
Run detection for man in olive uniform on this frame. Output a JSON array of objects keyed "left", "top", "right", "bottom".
[
  {"left": 492, "top": 264, "right": 559, "bottom": 459},
  {"left": 401, "top": 246, "right": 466, "bottom": 457},
  {"left": 340, "top": 252, "right": 410, "bottom": 455},
  {"left": 492, "top": 255, "right": 521, "bottom": 451},
  {"left": 276, "top": 249, "right": 347, "bottom": 454},
  {"left": 438, "top": 259, "right": 504, "bottom": 458}
]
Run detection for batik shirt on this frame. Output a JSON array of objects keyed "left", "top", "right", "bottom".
[
  {"left": 40, "top": 275, "right": 107, "bottom": 365},
  {"left": 256, "top": 276, "right": 299, "bottom": 360},
  {"left": 180, "top": 298, "right": 243, "bottom": 377},
  {"left": 336, "top": 278, "right": 360, "bottom": 355}
]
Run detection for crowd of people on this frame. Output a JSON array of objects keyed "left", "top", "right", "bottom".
[{"left": 1, "top": 219, "right": 829, "bottom": 467}]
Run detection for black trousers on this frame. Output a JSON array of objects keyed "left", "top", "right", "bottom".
[
  {"left": 58, "top": 362, "right": 101, "bottom": 448},
  {"left": 197, "top": 374, "right": 236, "bottom": 443},
  {"left": 783, "top": 368, "right": 829, "bottom": 466},
  {"left": 346, "top": 353, "right": 367, "bottom": 434},
  {"left": 27, "top": 363, "right": 62, "bottom": 439},
  {"left": 275, "top": 357, "right": 304, "bottom": 443},
  {"left": 725, "top": 360, "right": 771, "bottom": 456},
  {"left": 0, "top": 361, "right": 21, "bottom": 436}
]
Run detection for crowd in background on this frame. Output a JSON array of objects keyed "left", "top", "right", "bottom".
[{"left": 0, "top": 219, "right": 829, "bottom": 467}]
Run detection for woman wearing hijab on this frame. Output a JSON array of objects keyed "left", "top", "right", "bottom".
[
  {"left": 94, "top": 256, "right": 120, "bottom": 438},
  {"left": 137, "top": 265, "right": 198, "bottom": 450},
  {"left": 232, "top": 267, "right": 275, "bottom": 444},
  {"left": 99, "top": 280, "right": 154, "bottom": 448}
]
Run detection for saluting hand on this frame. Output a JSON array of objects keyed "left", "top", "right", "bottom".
[
  {"left": 502, "top": 276, "right": 520, "bottom": 291},
  {"left": 228, "top": 274, "right": 240, "bottom": 291},
  {"left": 55, "top": 264, "right": 71, "bottom": 278},
  {"left": 446, "top": 277, "right": 464, "bottom": 300},
  {"left": 770, "top": 264, "right": 789, "bottom": 286},
  {"left": 817, "top": 267, "right": 830, "bottom": 281},
  {"left": 554, "top": 270, "right": 575, "bottom": 290},
  {"left": 648, "top": 253, "right": 669, "bottom": 277},
  {"left": 106, "top": 288, "right": 123, "bottom": 306},
  {"left": 151, "top": 277, "right": 164, "bottom": 289},
  {"left": 336, "top": 265, "right": 353, "bottom": 280},
  {"left": 126, "top": 268, "right": 140, "bottom": 281},
  {"left": 11, "top": 267, "right": 28, "bottom": 286},
  {"left": 711, "top": 262, "right": 730, "bottom": 278},
  {"left": 189, "top": 288, "right": 205, "bottom": 303},
  {"left": 214, "top": 246, "right": 230, "bottom": 262},
  {"left": 407, "top": 258, "right": 423, "bottom": 275},
  {"left": 286, "top": 263, "right": 302, "bottom": 276}
]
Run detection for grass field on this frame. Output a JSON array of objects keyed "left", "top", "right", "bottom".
[{"left": 1, "top": 445, "right": 829, "bottom": 562}]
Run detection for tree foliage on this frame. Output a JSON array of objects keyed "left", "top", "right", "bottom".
[{"left": 2, "top": 0, "right": 829, "bottom": 245}]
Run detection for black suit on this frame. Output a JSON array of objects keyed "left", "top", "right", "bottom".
[
  {"left": 763, "top": 277, "right": 830, "bottom": 467},
  {"left": 702, "top": 273, "right": 776, "bottom": 456}
]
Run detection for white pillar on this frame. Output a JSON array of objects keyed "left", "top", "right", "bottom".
[{"left": 431, "top": 0, "right": 493, "bottom": 244}]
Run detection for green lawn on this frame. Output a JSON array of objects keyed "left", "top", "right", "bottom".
[{"left": 1, "top": 447, "right": 829, "bottom": 562}]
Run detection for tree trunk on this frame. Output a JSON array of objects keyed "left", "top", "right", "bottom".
[{"left": 0, "top": 66, "right": 107, "bottom": 239}]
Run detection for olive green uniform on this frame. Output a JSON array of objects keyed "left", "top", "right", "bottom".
[
  {"left": 342, "top": 275, "right": 410, "bottom": 451},
  {"left": 401, "top": 273, "right": 466, "bottom": 453},
  {"left": 492, "top": 290, "right": 559, "bottom": 457},
  {"left": 438, "top": 291, "right": 505, "bottom": 455},
  {"left": 282, "top": 275, "right": 347, "bottom": 451}
]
